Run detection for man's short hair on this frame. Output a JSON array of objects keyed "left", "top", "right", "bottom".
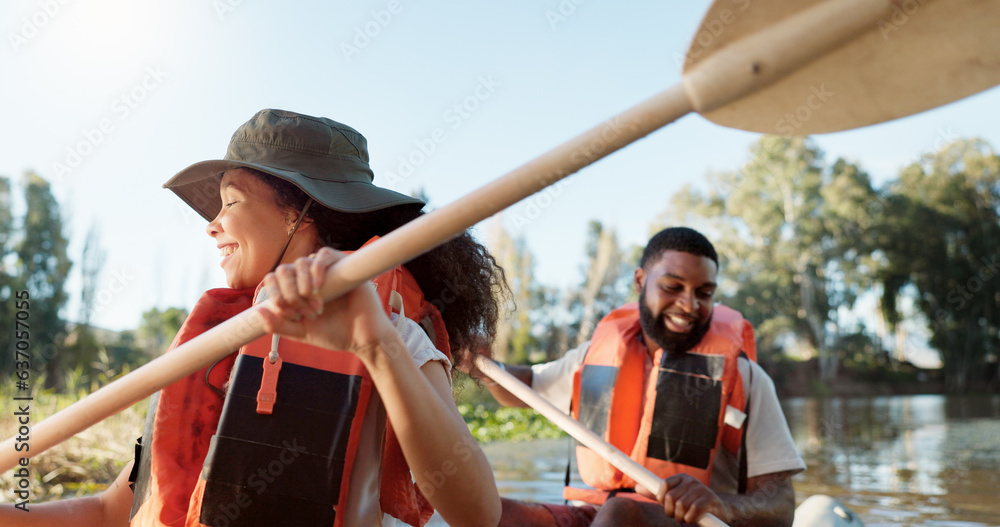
[{"left": 640, "top": 227, "right": 719, "bottom": 269}]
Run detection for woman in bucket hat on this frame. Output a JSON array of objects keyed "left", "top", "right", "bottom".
[{"left": 3, "top": 109, "right": 505, "bottom": 527}]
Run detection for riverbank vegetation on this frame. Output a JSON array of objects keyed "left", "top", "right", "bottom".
[
  {"left": 0, "top": 374, "right": 145, "bottom": 502},
  {"left": 453, "top": 375, "right": 566, "bottom": 442}
]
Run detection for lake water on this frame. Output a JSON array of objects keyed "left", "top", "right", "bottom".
[
  {"left": 429, "top": 394, "right": 1000, "bottom": 526},
  {"left": 786, "top": 395, "right": 1000, "bottom": 526}
]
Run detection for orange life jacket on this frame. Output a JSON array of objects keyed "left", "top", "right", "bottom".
[
  {"left": 565, "top": 303, "right": 756, "bottom": 505},
  {"left": 129, "top": 265, "right": 450, "bottom": 527}
]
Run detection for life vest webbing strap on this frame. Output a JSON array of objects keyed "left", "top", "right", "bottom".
[
  {"left": 128, "top": 392, "right": 159, "bottom": 520},
  {"left": 563, "top": 397, "right": 574, "bottom": 506},
  {"left": 738, "top": 351, "right": 752, "bottom": 495}
]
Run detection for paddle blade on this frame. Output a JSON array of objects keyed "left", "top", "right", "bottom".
[{"left": 683, "top": 0, "right": 1000, "bottom": 135}]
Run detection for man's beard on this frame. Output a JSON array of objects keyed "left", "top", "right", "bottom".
[{"left": 638, "top": 288, "right": 713, "bottom": 355}]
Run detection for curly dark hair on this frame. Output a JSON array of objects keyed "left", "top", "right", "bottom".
[
  {"left": 640, "top": 226, "right": 719, "bottom": 270},
  {"left": 249, "top": 169, "right": 508, "bottom": 368}
]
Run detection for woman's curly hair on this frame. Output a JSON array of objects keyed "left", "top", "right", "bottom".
[{"left": 252, "top": 169, "right": 508, "bottom": 369}]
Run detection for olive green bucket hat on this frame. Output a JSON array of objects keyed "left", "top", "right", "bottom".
[{"left": 163, "top": 109, "right": 425, "bottom": 222}]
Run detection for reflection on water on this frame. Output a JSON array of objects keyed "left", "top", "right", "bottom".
[
  {"left": 426, "top": 439, "right": 584, "bottom": 526},
  {"left": 429, "top": 395, "right": 1000, "bottom": 526},
  {"left": 785, "top": 394, "right": 1000, "bottom": 527}
]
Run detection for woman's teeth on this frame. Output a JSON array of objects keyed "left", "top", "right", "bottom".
[{"left": 220, "top": 245, "right": 236, "bottom": 256}]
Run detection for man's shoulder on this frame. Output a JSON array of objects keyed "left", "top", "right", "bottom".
[
  {"left": 740, "top": 357, "right": 773, "bottom": 378},
  {"left": 737, "top": 356, "right": 780, "bottom": 396}
]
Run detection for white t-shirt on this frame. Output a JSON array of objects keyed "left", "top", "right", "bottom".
[
  {"left": 351, "top": 314, "right": 452, "bottom": 527},
  {"left": 531, "top": 341, "right": 805, "bottom": 495}
]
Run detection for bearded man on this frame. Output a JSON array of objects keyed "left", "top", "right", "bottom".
[{"left": 469, "top": 227, "right": 805, "bottom": 527}]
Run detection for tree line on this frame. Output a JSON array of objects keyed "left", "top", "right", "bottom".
[
  {"left": 2, "top": 136, "right": 997, "bottom": 393},
  {"left": 0, "top": 173, "right": 185, "bottom": 391},
  {"left": 489, "top": 137, "right": 999, "bottom": 392}
]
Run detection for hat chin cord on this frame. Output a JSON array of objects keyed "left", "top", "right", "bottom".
[
  {"left": 268, "top": 198, "right": 315, "bottom": 274},
  {"left": 264, "top": 198, "right": 314, "bottom": 366}
]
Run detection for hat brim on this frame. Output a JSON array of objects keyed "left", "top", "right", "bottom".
[{"left": 163, "top": 159, "right": 425, "bottom": 222}]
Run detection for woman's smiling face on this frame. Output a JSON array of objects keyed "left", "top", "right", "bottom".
[{"left": 206, "top": 169, "right": 297, "bottom": 289}]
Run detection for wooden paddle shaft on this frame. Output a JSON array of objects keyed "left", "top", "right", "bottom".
[
  {"left": 0, "top": 85, "right": 694, "bottom": 473},
  {"left": 473, "top": 356, "right": 728, "bottom": 527},
  {"left": 0, "top": 304, "right": 269, "bottom": 472}
]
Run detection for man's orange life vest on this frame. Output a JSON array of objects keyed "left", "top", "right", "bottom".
[
  {"left": 565, "top": 303, "right": 756, "bottom": 505},
  {"left": 129, "top": 265, "right": 449, "bottom": 527}
]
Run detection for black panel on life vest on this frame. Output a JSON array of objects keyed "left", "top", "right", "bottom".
[
  {"left": 128, "top": 392, "right": 158, "bottom": 520},
  {"left": 578, "top": 364, "right": 619, "bottom": 437},
  {"left": 199, "top": 354, "right": 363, "bottom": 526},
  {"left": 647, "top": 353, "right": 724, "bottom": 468}
]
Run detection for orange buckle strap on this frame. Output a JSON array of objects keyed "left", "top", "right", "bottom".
[{"left": 257, "top": 335, "right": 282, "bottom": 414}]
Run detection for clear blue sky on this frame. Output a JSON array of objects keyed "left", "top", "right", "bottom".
[{"left": 2, "top": 0, "right": 998, "bottom": 366}]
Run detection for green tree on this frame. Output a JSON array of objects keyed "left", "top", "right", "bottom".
[
  {"left": 0, "top": 176, "right": 17, "bottom": 377},
  {"left": 659, "top": 137, "right": 880, "bottom": 380},
  {"left": 138, "top": 306, "right": 189, "bottom": 353},
  {"left": 487, "top": 218, "right": 539, "bottom": 364},
  {"left": 66, "top": 224, "right": 107, "bottom": 382},
  {"left": 16, "top": 172, "right": 72, "bottom": 388},
  {"left": 878, "top": 140, "right": 1000, "bottom": 391},
  {"left": 77, "top": 224, "right": 107, "bottom": 327},
  {"left": 538, "top": 285, "right": 572, "bottom": 362},
  {"left": 572, "top": 221, "right": 629, "bottom": 346}
]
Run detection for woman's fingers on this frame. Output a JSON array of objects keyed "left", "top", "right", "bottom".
[
  {"left": 258, "top": 300, "right": 303, "bottom": 337},
  {"left": 273, "top": 265, "right": 310, "bottom": 317},
  {"left": 259, "top": 246, "right": 397, "bottom": 352},
  {"left": 260, "top": 246, "right": 354, "bottom": 325},
  {"left": 309, "top": 248, "right": 344, "bottom": 288},
  {"left": 294, "top": 256, "right": 317, "bottom": 317},
  {"left": 264, "top": 260, "right": 315, "bottom": 321},
  {"left": 308, "top": 247, "right": 344, "bottom": 311}
]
